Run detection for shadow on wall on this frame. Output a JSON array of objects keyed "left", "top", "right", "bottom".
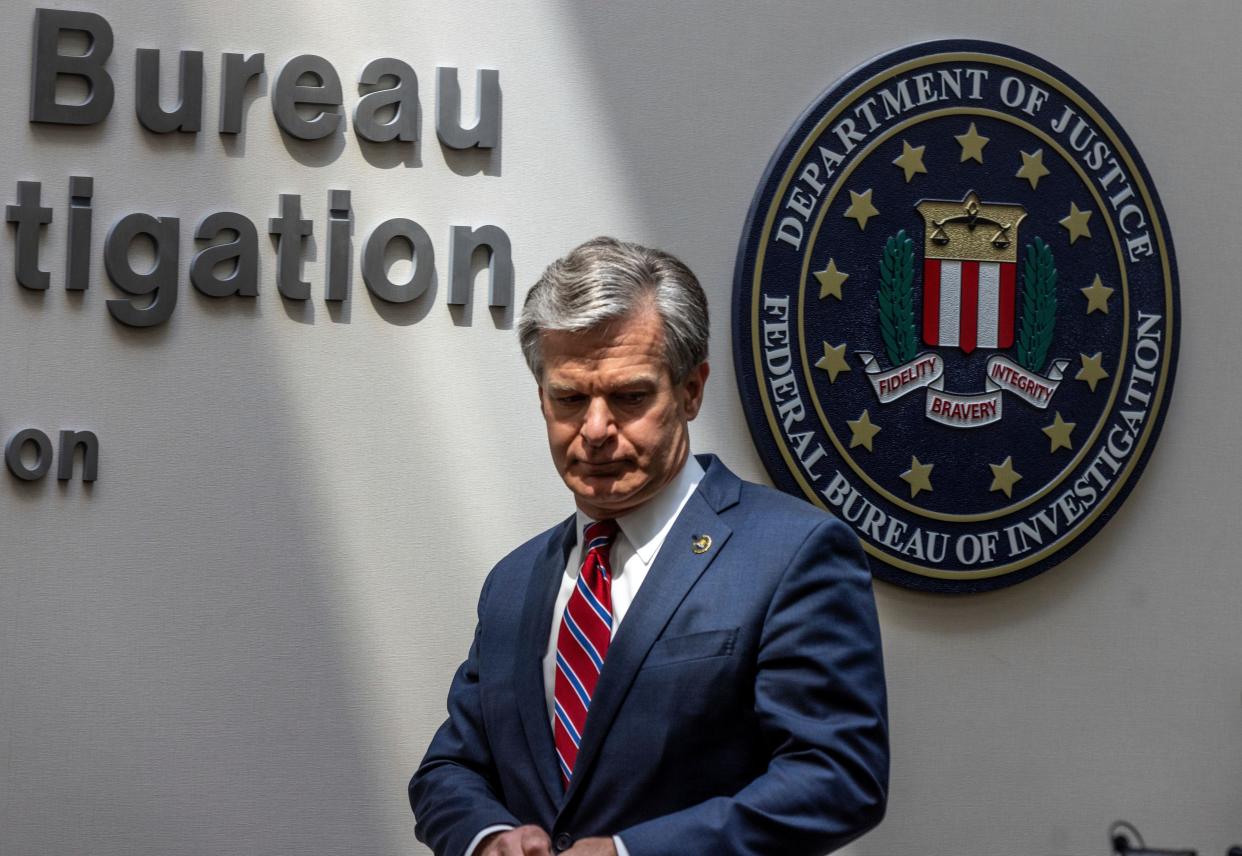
[{"left": 1, "top": 14, "right": 405, "bottom": 856}]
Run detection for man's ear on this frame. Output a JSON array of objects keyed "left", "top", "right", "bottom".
[{"left": 680, "top": 361, "right": 710, "bottom": 420}]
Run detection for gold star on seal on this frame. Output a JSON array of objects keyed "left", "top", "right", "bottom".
[
  {"left": 1042, "top": 412, "right": 1076, "bottom": 453},
  {"left": 900, "top": 456, "right": 934, "bottom": 498},
  {"left": 1081, "top": 275, "right": 1113, "bottom": 314},
  {"left": 1076, "top": 352, "right": 1109, "bottom": 392},
  {"left": 955, "top": 123, "right": 989, "bottom": 163},
  {"left": 844, "top": 189, "right": 879, "bottom": 230},
  {"left": 892, "top": 140, "right": 927, "bottom": 183},
  {"left": 847, "top": 409, "right": 881, "bottom": 452},
  {"left": 989, "top": 456, "right": 1023, "bottom": 499},
  {"left": 1060, "top": 202, "right": 1093, "bottom": 244},
  {"left": 814, "top": 341, "right": 851, "bottom": 383},
  {"left": 1016, "top": 149, "right": 1050, "bottom": 189},
  {"left": 814, "top": 259, "right": 849, "bottom": 300}
]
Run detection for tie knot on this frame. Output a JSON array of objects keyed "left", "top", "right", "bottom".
[{"left": 583, "top": 519, "right": 618, "bottom": 553}]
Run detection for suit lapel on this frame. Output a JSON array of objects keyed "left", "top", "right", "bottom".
[
  {"left": 560, "top": 461, "right": 738, "bottom": 809},
  {"left": 515, "top": 515, "right": 576, "bottom": 808}
]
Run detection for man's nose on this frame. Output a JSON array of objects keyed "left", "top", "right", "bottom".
[{"left": 580, "top": 397, "right": 614, "bottom": 446}]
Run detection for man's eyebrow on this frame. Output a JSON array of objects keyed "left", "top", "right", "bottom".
[
  {"left": 544, "top": 375, "right": 659, "bottom": 395},
  {"left": 613, "top": 375, "right": 659, "bottom": 388},
  {"left": 544, "top": 382, "right": 581, "bottom": 395}
]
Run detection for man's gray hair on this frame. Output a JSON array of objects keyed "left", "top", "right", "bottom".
[{"left": 518, "top": 237, "right": 710, "bottom": 382}]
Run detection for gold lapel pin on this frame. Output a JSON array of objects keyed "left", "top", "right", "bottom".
[{"left": 691, "top": 534, "right": 712, "bottom": 554}]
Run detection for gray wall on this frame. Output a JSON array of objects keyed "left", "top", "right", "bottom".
[{"left": 0, "top": 1, "right": 1237, "bottom": 854}]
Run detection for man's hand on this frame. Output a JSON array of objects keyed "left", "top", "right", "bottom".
[
  {"left": 477, "top": 825, "right": 553, "bottom": 856},
  {"left": 563, "top": 837, "right": 617, "bottom": 856}
]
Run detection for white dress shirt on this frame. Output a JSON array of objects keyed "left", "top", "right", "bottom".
[
  {"left": 541, "top": 454, "right": 704, "bottom": 724},
  {"left": 467, "top": 456, "right": 705, "bottom": 856}
]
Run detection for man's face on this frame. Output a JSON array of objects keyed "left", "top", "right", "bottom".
[{"left": 538, "top": 303, "right": 709, "bottom": 520}]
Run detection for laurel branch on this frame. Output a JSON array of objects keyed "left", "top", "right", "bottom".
[
  {"left": 877, "top": 230, "right": 917, "bottom": 367},
  {"left": 1017, "top": 237, "right": 1058, "bottom": 373}
]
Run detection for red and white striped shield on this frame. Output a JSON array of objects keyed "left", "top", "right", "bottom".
[
  {"left": 916, "top": 192, "right": 1027, "bottom": 355},
  {"left": 921, "top": 259, "right": 1016, "bottom": 353}
]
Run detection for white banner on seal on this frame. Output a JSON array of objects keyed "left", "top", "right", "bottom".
[
  {"left": 855, "top": 352, "right": 943, "bottom": 403},
  {"left": 984, "top": 355, "right": 1071, "bottom": 408},
  {"left": 856, "top": 351, "right": 1071, "bottom": 429}
]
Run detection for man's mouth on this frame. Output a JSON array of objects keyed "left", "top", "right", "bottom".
[{"left": 574, "top": 459, "right": 629, "bottom": 475}]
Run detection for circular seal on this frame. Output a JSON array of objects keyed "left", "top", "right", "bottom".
[{"left": 732, "top": 40, "right": 1179, "bottom": 592}]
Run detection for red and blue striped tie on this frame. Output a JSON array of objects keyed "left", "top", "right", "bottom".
[{"left": 553, "top": 518, "right": 618, "bottom": 789}]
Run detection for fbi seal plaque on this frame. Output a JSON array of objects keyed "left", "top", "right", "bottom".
[{"left": 732, "top": 40, "right": 1179, "bottom": 592}]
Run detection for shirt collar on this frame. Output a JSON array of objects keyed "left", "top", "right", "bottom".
[{"left": 575, "top": 454, "right": 705, "bottom": 566}]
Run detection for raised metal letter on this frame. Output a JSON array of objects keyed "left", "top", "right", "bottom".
[
  {"left": 135, "top": 49, "right": 204, "bottom": 133},
  {"left": 66, "top": 175, "right": 93, "bottom": 291},
  {"left": 361, "top": 218, "right": 433, "bottom": 303},
  {"left": 6, "top": 429, "right": 53, "bottom": 481},
  {"left": 104, "top": 213, "right": 180, "bottom": 327},
  {"left": 273, "top": 55, "right": 343, "bottom": 140},
  {"left": 436, "top": 67, "right": 499, "bottom": 149},
  {"left": 30, "top": 8, "right": 115, "bottom": 125},
  {"left": 354, "top": 58, "right": 418, "bottom": 143},
  {"left": 5, "top": 181, "right": 53, "bottom": 290},
  {"left": 449, "top": 224, "right": 512, "bottom": 307},
  {"left": 219, "top": 53, "right": 265, "bottom": 134},
  {"left": 268, "top": 194, "right": 313, "bottom": 300},
  {"left": 191, "top": 212, "right": 258, "bottom": 297},
  {"left": 57, "top": 430, "right": 99, "bottom": 481},
  {"left": 325, "top": 189, "right": 351, "bottom": 302}
]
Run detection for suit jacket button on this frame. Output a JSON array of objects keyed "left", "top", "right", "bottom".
[{"left": 554, "top": 833, "right": 573, "bottom": 851}]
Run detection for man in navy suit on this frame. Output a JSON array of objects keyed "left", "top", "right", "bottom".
[{"left": 410, "top": 237, "right": 888, "bottom": 856}]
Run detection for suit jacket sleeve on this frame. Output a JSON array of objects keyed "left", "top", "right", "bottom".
[
  {"left": 409, "top": 570, "right": 522, "bottom": 856},
  {"left": 616, "top": 518, "right": 889, "bottom": 856}
]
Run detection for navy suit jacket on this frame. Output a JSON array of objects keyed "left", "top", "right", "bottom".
[{"left": 410, "top": 455, "right": 888, "bottom": 855}]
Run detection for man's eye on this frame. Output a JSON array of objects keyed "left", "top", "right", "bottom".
[
  {"left": 616, "top": 392, "right": 649, "bottom": 405},
  {"left": 556, "top": 394, "right": 586, "bottom": 405}
]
